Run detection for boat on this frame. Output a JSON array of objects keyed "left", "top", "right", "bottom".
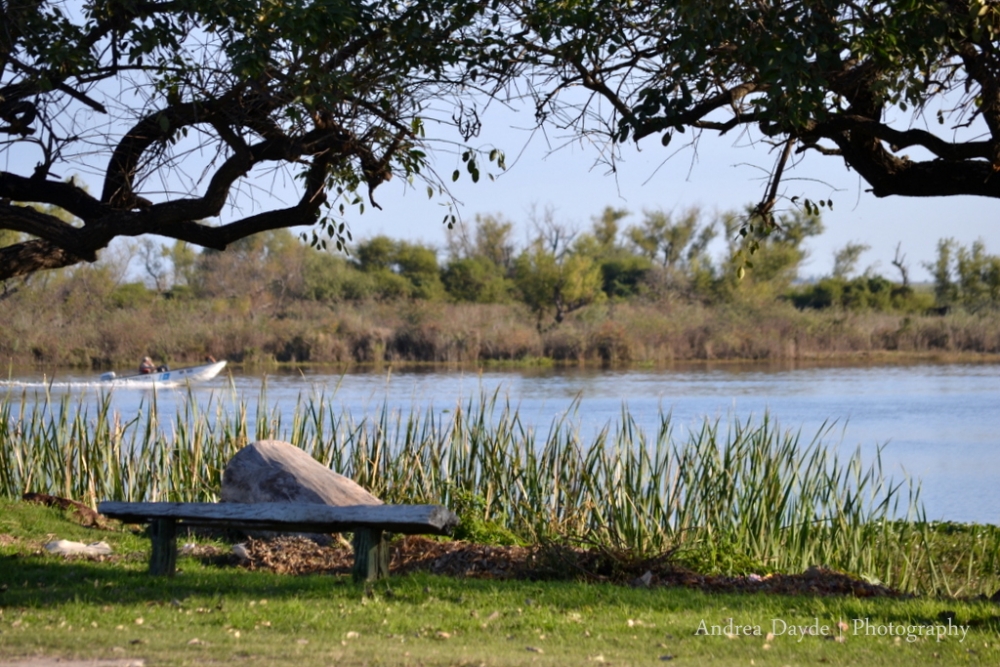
[{"left": 99, "top": 360, "right": 228, "bottom": 386}]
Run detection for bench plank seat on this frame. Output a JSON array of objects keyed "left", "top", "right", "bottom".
[{"left": 97, "top": 501, "right": 458, "bottom": 582}]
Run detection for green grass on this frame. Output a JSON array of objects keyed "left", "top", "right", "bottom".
[
  {"left": 3, "top": 387, "right": 1000, "bottom": 597},
  {"left": 2, "top": 500, "right": 1000, "bottom": 667}
]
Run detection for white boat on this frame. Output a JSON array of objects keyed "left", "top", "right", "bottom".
[{"left": 99, "top": 360, "right": 228, "bottom": 386}]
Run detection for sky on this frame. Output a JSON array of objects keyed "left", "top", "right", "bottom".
[{"left": 334, "top": 103, "right": 1000, "bottom": 283}]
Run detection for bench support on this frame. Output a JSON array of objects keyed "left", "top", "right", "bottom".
[
  {"left": 97, "top": 501, "right": 459, "bottom": 582},
  {"left": 149, "top": 518, "right": 178, "bottom": 576},
  {"left": 351, "top": 528, "right": 389, "bottom": 582}
]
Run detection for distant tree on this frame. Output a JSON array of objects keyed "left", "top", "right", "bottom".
[
  {"left": 138, "top": 239, "right": 171, "bottom": 292},
  {"left": 442, "top": 214, "right": 516, "bottom": 303},
  {"left": 627, "top": 208, "right": 700, "bottom": 269},
  {"left": 447, "top": 214, "right": 517, "bottom": 269},
  {"left": 355, "top": 236, "right": 398, "bottom": 274},
  {"left": 570, "top": 206, "right": 651, "bottom": 300},
  {"left": 891, "top": 243, "right": 911, "bottom": 289},
  {"left": 354, "top": 235, "right": 445, "bottom": 301},
  {"left": 832, "top": 242, "right": 872, "bottom": 280},
  {"left": 442, "top": 257, "right": 513, "bottom": 303},
  {"left": 513, "top": 240, "right": 604, "bottom": 330},
  {"left": 169, "top": 241, "right": 199, "bottom": 291},
  {"left": 716, "top": 208, "right": 824, "bottom": 301},
  {"left": 190, "top": 229, "right": 306, "bottom": 312},
  {"left": 791, "top": 273, "right": 932, "bottom": 313},
  {"left": 926, "top": 239, "right": 960, "bottom": 308},
  {"left": 1, "top": 0, "right": 504, "bottom": 281},
  {"left": 303, "top": 250, "right": 377, "bottom": 302},
  {"left": 927, "top": 239, "right": 1000, "bottom": 312},
  {"left": 393, "top": 241, "right": 446, "bottom": 301},
  {"left": 527, "top": 205, "right": 578, "bottom": 260},
  {"left": 591, "top": 206, "right": 629, "bottom": 251},
  {"left": 624, "top": 207, "right": 717, "bottom": 299}
]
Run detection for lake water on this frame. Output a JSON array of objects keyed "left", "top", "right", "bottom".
[{"left": 3, "top": 361, "right": 999, "bottom": 524}]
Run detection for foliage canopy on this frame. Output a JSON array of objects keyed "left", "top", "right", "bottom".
[
  {"left": 0, "top": 0, "right": 500, "bottom": 280},
  {"left": 490, "top": 0, "right": 1000, "bottom": 221},
  {"left": 6, "top": 0, "right": 1000, "bottom": 281}
]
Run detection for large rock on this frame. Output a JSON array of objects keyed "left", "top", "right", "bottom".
[{"left": 221, "top": 439, "right": 381, "bottom": 507}]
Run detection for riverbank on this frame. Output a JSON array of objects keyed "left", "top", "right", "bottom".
[
  {"left": 0, "top": 501, "right": 1000, "bottom": 667},
  {"left": 4, "top": 298, "right": 1000, "bottom": 370},
  {"left": 2, "top": 499, "right": 999, "bottom": 667},
  {"left": 7, "top": 349, "right": 1000, "bottom": 383}
]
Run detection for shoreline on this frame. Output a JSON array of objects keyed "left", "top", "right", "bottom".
[{"left": 7, "top": 349, "right": 1000, "bottom": 378}]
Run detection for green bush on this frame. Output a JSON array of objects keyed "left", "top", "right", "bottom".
[
  {"left": 927, "top": 239, "right": 1000, "bottom": 312},
  {"left": 108, "top": 282, "right": 157, "bottom": 309},
  {"left": 446, "top": 488, "right": 523, "bottom": 546},
  {"left": 599, "top": 254, "right": 651, "bottom": 299},
  {"left": 442, "top": 257, "right": 512, "bottom": 303},
  {"left": 303, "top": 253, "right": 378, "bottom": 302},
  {"left": 791, "top": 277, "right": 935, "bottom": 313},
  {"left": 393, "top": 242, "right": 446, "bottom": 301},
  {"left": 370, "top": 269, "right": 413, "bottom": 300}
]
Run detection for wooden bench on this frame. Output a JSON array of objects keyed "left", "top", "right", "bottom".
[{"left": 97, "top": 501, "right": 459, "bottom": 582}]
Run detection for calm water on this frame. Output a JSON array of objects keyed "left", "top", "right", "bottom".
[{"left": 4, "top": 362, "right": 999, "bottom": 523}]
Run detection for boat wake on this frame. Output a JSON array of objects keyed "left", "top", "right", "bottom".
[{"left": 0, "top": 379, "right": 173, "bottom": 389}]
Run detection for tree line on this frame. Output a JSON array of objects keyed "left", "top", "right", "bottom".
[
  {"left": 4, "top": 202, "right": 1000, "bottom": 368},
  {"left": 15, "top": 204, "right": 997, "bottom": 327}
]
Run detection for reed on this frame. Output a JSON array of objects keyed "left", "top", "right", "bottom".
[{"left": 1, "top": 385, "right": 997, "bottom": 596}]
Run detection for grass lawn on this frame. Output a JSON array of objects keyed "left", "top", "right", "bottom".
[{"left": 1, "top": 500, "right": 998, "bottom": 666}]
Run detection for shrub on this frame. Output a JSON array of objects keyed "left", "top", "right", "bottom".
[
  {"left": 108, "top": 282, "right": 157, "bottom": 309},
  {"left": 442, "top": 257, "right": 513, "bottom": 303},
  {"left": 791, "top": 276, "right": 934, "bottom": 313}
]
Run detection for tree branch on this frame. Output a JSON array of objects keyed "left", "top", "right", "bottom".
[
  {"left": 633, "top": 83, "right": 762, "bottom": 141},
  {"left": 0, "top": 200, "right": 87, "bottom": 249},
  {"left": 0, "top": 239, "right": 89, "bottom": 280},
  {"left": 810, "top": 114, "right": 992, "bottom": 161},
  {"left": 0, "top": 172, "right": 108, "bottom": 219}
]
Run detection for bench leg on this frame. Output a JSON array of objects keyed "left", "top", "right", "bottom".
[
  {"left": 149, "top": 518, "right": 178, "bottom": 576},
  {"left": 351, "top": 528, "right": 389, "bottom": 582}
]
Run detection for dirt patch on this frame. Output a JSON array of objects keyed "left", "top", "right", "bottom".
[
  {"left": 220, "top": 535, "right": 901, "bottom": 598},
  {"left": 21, "top": 493, "right": 107, "bottom": 529}
]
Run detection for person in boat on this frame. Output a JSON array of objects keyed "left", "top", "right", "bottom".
[{"left": 139, "top": 357, "right": 170, "bottom": 374}]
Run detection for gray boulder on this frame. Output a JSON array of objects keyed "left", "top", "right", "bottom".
[{"left": 221, "top": 439, "right": 381, "bottom": 507}]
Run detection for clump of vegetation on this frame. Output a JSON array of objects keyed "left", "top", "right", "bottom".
[{"left": 3, "top": 387, "right": 1000, "bottom": 596}]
